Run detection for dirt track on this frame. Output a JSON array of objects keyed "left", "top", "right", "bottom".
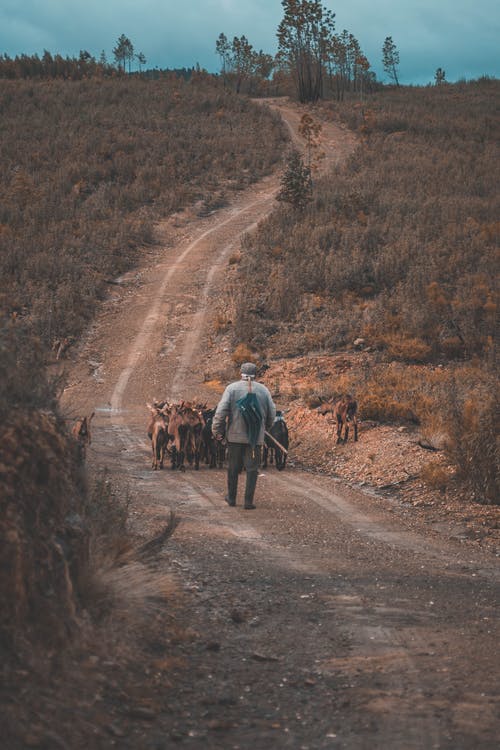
[{"left": 60, "top": 100, "right": 499, "bottom": 749}]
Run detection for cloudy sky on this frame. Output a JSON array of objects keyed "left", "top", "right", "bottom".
[{"left": 0, "top": 0, "right": 498, "bottom": 85}]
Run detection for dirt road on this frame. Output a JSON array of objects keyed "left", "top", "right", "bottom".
[{"left": 61, "top": 101, "right": 499, "bottom": 749}]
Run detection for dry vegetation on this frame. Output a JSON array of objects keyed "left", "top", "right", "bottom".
[
  {"left": 0, "top": 75, "right": 286, "bottom": 691},
  {"left": 0, "top": 411, "right": 85, "bottom": 650},
  {"left": 233, "top": 80, "right": 499, "bottom": 503},
  {"left": 0, "top": 74, "right": 286, "bottom": 411},
  {"left": 0, "top": 435, "right": 182, "bottom": 747},
  {"left": 1, "top": 71, "right": 498, "bottom": 745},
  {"left": 0, "top": 72, "right": 288, "bottom": 743},
  {"left": 0, "top": 78, "right": 286, "bottom": 676}
]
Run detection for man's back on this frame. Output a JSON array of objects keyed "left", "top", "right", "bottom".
[
  {"left": 213, "top": 363, "right": 277, "bottom": 510},
  {"left": 213, "top": 377, "right": 276, "bottom": 445}
]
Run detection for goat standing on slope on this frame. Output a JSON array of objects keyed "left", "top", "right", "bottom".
[
  {"left": 317, "top": 395, "right": 358, "bottom": 444},
  {"left": 72, "top": 412, "right": 95, "bottom": 458}
]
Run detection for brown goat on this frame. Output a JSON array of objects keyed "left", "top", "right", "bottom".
[
  {"left": 167, "top": 402, "right": 205, "bottom": 471},
  {"left": 146, "top": 402, "right": 171, "bottom": 470},
  {"left": 318, "top": 395, "right": 358, "bottom": 444},
  {"left": 72, "top": 412, "right": 95, "bottom": 457},
  {"left": 182, "top": 403, "right": 205, "bottom": 470},
  {"left": 52, "top": 337, "right": 72, "bottom": 360}
]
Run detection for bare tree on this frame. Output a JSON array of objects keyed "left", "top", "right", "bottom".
[
  {"left": 326, "top": 29, "right": 369, "bottom": 101},
  {"left": 253, "top": 50, "right": 274, "bottom": 80},
  {"left": 327, "top": 30, "right": 348, "bottom": 101},
  {"left": 298, "top": 113, "right": 322, "bottom": 170},
  {"left": 216, "top": 33, "right": 272, "bottom": 94},
  {"left": 355, "top": 54, "right": 371, "bottom": 102}
]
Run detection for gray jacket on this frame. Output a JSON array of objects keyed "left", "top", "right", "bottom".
[{"left": 212, "top": 378, "right": 276, "bottom": 445}]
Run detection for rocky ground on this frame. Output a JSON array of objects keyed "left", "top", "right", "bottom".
[
  {"left": 264, "top": 353, "right": 500, "bottom": 557},
  {"left": 200, "top": 344, "right": 500, "bottom": 561}
]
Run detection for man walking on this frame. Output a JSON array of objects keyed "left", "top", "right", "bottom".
[{"left": 212, "top": 362, "right": 276, "bottom": 509}]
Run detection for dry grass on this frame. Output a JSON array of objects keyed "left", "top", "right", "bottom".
[
  {"left": 1, "top": 457, "right": 184, "bottom": 749},
  {"left": 81, "top": 554, "right": 179, "bottom": 629},
  {"left": 353, "top": 363, "right": 498, "bottom": 502},
  {"left": 0, "top": 78, "right": 289, "bottom": 648},
  {"left": 230, "top": 80, "right": 498, "bottom": 500},
  {"left": 420, "top": 462, "right": 451, "bottom": 493},
  {"left": 231, "top": 342, "right": 258, "bottom": 366},
  {"left": 235, "top": 79, "right": 498, "bottom": 364},
  {"left": 0, "top": 75, "right": 287, "bottom": 417},
  {"left": 78, "top": 474, "right": 180, "bottom": 625},
  {"left": 0, "top": 411, "right": 85, "bottom": 649}
]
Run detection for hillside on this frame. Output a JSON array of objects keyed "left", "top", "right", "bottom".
[
  {"left": 226, "top": 80, "right": 499, "bottom": 506},
  {"left": 1, "top": 80, "right": 499, "bottom": 749},
  {"left": 0, "top": 75, "right": 287, "bottom": 415},
  {"left": 0, "top": 76, "right": 288, "bottom": 738}
]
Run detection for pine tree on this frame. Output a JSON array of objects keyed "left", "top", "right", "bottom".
[
  {"left": 277, "top": 0, "right": 335, "bottom": 103},
  {"left": 382, "top": 36, "right": 400, "bottom": 86},
  {"left": 276, "top": 150, "right": 313, "bottom": 210},
  {"left": 434, "top": 67, "right": 446, "bottom": 85},
  {"left": 136, "top": 52, "right": 147, "bottom": 72},
  {"left": 113, "top": 34, "right": 134, "bottom": 73}
]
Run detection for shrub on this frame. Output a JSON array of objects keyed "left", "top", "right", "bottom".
[
  {"left": 231, "top": 342, "right": 257, "bottom": 366},
  {"left": 444, "top": 381, "right": 499, "bottom": 504},
  {"left": 420, "top": 462, "right": 450, "bottom": 492},
  {"left": 212, "top": 311, "right": 232, "bottom": 334},
  {"left": 382, "top": 335, "right": 433, "bottom": 363},
  {"left": 228, "top": 251, "right": 241, "bottom": 265},
  {"left": 0, "top": 77, "right": 287, "bottom": 359},
  {"left": 359, "top": 385, "right": 418, "bottom": 423},
  {"left": 276, "top": 149, "right": 313, "bottom": 210},
  {"left": 233, "top": 80, "right": 499, "bottom": 371},
  {"left": 0, "top": 410, "right": 85, "bottom": 649}
]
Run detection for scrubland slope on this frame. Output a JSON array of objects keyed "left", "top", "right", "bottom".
[{"left": 230, "top": 80, "right": 499, "bottom": 505}]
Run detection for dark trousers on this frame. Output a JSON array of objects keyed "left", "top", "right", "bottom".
[{"left": 227, "top": 443, "right": 261, "bottom": 506}]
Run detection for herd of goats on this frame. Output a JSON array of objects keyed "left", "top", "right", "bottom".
[
  {"left": 145, "top": 400, "right": 290, "bottom": 473},
  {"left": 143, "top": 393, "right": 358, "bottom": 473},
  {"left": 70, "top": 394, "right": 358, "bottom": 471}
]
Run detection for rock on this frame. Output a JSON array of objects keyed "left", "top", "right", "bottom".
[
  {"left": 230, "top": 609, "right": 245, "bottom": 623},
  {"left": 353, "top": 338, "right": 365, "bottom": 349},
  {"left": 251, "top": 652, "right": 280, "bottom": 662},
  {"left": 206, "top": 641, "right": 221, "bottom": 652},
  {"left": 417, "top": 439, "right": 440, "bottom": 452},
  {"left": 127, "top": 706, "right": 156, "bottom": 720},
  {"left": 106, "top": 724, "right": 126, "bottom": 738},
  {"left": 40, "top": 732, "right": 67, "bottom": 749},
  {"left": 207, "top": 719, "right": 234, "bottom": 731}
]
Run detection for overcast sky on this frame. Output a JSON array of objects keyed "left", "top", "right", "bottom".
[{"left": 1, "top": 0, "right": 498, "bottom": 85}]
